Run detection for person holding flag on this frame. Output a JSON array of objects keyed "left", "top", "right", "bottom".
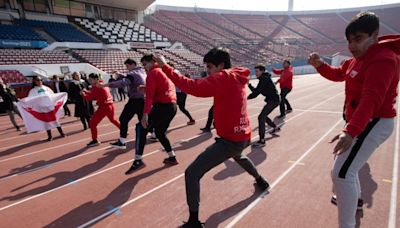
[{"left": 18, "top": 76, "right": 66, "bottom": 141}]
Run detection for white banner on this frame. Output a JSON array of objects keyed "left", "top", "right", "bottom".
[{"left": 17, "top": 93, "right": 67, "bottom": 133}]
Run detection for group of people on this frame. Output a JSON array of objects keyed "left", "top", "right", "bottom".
[{"left": 1, "top": 11, "right": 399, "bottom": 228}]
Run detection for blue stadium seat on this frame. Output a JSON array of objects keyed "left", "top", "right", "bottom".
[{"left": 16, "top": 19, "right": 97, "bottom": 43}]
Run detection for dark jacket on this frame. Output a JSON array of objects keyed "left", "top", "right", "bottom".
[
  {"left": 51, "top": 81, "right": 68, "bottom": 93},
  {"left": 247, "top": 72, "right": 280, "bottom": 102},
  {"left": 0, "top": 87, "right": 18, "bottom": 111},
  {"left": 68, "top": 80, "right": 93, "bottom": 118}
]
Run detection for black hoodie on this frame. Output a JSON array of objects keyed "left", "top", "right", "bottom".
[{"left": 247, "top": 72, "right": 279, "bottom": 102}]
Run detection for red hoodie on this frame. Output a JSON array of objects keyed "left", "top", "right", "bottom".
[
  {"left": 82, "top": 80, "right": 113, "bottom": 106},
  {"left": 273, "top": 66, "right": 293, "bottom": 89},
  {"left": 162, "top": 64, "right": 252, "bottom": 142},
  {"left": 144, "top": 64, "right": 177, "bottom": 114},
  {"left": 317, "top": 35, "right": 400, "bottom": 138}
]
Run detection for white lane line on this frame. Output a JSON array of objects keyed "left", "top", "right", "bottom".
[{"left": 388, "top": 101, "right": 399, "bottom": 228}]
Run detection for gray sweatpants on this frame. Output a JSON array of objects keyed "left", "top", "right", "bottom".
[
  {"left": 185, "top": 137, "right": 260, "bottom": 212},
  {"left": 332, "top": 118, "right": 394, "bottom": 228}
]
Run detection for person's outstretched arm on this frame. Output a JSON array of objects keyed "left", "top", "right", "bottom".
[{"left": 308, "top": 52, "right": 346, "bottom": 82}]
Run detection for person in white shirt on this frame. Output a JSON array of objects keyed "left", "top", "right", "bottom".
[{"left": 29, "top": 76, "right": 65, "bottom": 141}]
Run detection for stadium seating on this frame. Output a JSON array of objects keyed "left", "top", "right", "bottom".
[
  {"left": 16, "top": 19, "right": 96, "bottom": 43},
  {"left": 0, "top": 49, "right": 79, "bottom": 65},
  {"left": 72, "top": 17, "right": 168, "bottom": 44},
  {"left": 0, "top": 70, "right": 29, "bottom": 84},
  {"left": 0, "top": 24, "right": 44, "bottom": 41}
]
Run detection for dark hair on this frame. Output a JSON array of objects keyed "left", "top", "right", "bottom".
[
  {"left": 31, "top": 76, "right": 42, "bottom": 88},
  {"left": 345, "top": 12, "right": 379, "bottom": 39},
  {"left": 203, "top": 47, "right": 231, "bottom": 69},
  {"left": 124, "top": 58, "right": 137, "bottom": 65},
  {"left": 168, "top": 62, "right": 175, "bottom": 68},
  {"left": 140, "top": 53, "right": 154, "bottom": 63},
  {"left": 88, "top": 73, "right": 99, "bottom": 79},
  {"left": 283, "top": 59, "right": 291, "bottom": 65},
  {"left": 254, "top": 64, "right": 266, "bottom": 72},
  {"left": 52, "top": 75, "right": 59, "bottom": 80}
]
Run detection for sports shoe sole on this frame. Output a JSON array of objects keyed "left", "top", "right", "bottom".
[{"left": 110, "top": 144, "right": 127, "bottom": 149}]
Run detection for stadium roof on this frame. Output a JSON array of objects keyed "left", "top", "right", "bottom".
[{"left": 79, "top": 0, "right": 155, "bottom": 11}]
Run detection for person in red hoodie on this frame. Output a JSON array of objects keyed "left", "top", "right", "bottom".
[
  {"left": 124, "top": 54, "right": 178, "bottom": 175},
  {"left": 273, "top": 59, "right": 293, "bottom": 118},
  {"left": 308, "top": 12, "right": 399, "bottom": 228},
  {"left": 154, "top": 47, "right": 270, "bottom": 228},
  {"left": 81, "top": 73, "right": 120, "bottom": 147}
]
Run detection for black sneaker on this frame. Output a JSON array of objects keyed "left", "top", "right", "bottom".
[
  {"left": 125, "top": 160, "right": 146, "bottom": 175},
  {"left": 270, "top": 127, "right": 281, "bottom": 134},
  {"left": 181, "top": 221, "right": 205, "bottom": 228},
  {"left": 255, "top": 176, "right": 270, "bottom": 191},
  {"left": 47, "top": 137, "right": 53, "bottom": 141},
  {"left": 330, "top": 195, "right": 363, "bottom": 211},
  {"left": 110, "top": 140, "right": 126, "bottom": 149},
  {"left": 163, "top": 156, "right": 179, "bottom": 165},
  {"left": 277, "top": 114, "right": 286, "bottom": 118},
  {"left": 86, "top": 140, "right": 100, "bottom": 147},
  {"left": 286, "top": 109, "right": 293, "bottom": 113},
  {"left": 252, "top": 140, "right": 265, "bottom": 148},
  {"left": 200, "top": 127, "right": 211, "bottom": 132},
  {"left": 16, "top": 126, "right": 21, "bottom": 131}
]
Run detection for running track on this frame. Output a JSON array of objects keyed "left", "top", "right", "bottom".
[{"left": 0, "top": 74, "right": 398, "bottom": 228}]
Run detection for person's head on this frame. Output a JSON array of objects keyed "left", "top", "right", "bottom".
[
  {"left": 140, "top": 53, "right": 155, "bottom": 72},
  {"left": 88, "top": 73, "right": 100, "bottom": 85},
  {"left": 283, "top": 59, "right": 291, "bottom": 68},
  {"left": 124, "top": 58, "right": 137, "bottom": 71},
  {"left": 52, "top": 75, "right": 59, "bottom": 82},
  {"left": 72, "top": 72, "right": 81, "bottom": 81},
  {"left": 203, "top": 47, "right": 231, "bottom": 76},
  {"left": 32, "top": 76, "right": 43, "bottom": 87},
  {"left": 345, "top": 12, "right": 379, "bottom": 58},
  {"left": 254, "top": 64, "right": 266, "bottom": 78}
]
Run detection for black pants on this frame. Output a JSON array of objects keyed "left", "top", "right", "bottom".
[
  {"left": 135, "top": 103, "right": 177, "bottom": 156},
  {"left": 258, "top": 100, "right": 279, "bottom": 140},
  {"left": 204, "top": 106, "right": 214, "bottom": 129},
  {"left": 80, "top": 116, "right": 91, "bottom": 130},
  {"left": 118, "top": 88, "right": 126, "bottom": 101},
  {"left": 47, "top": 126, "right": 64, "bottom": 138},
  {"left": 279, "top": 88, "right": 292, "bottom": 115},
  {"left": 63, "top": 104, "right": 71, "bottom": 116},
  {"left": 177, "top": 92, "right": 194, "bottom": 121},
  {"left": 185, "top": 137, "right": 259, "bottom": 211},
  {"left": 119, "top": 98, "right": 144, "bottom": 138}
]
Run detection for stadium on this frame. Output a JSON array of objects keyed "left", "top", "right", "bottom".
[{"left": 0, "top": 0, "right": 399, "bottom": 227}]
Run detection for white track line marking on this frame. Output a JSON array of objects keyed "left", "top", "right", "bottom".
[{"left": 388, "top": 101, "right": 399, "bottom": 228}]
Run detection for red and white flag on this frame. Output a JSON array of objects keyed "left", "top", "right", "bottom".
[{"left": 17, "top": 93, "right": 68, "bottom": 133}]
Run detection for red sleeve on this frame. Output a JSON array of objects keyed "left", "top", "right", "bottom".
[
  {"left": 272, "top": 68, "right": 283, "bottom": 75},
  {"left": 344, "top": 59, "right": 396, "bottom": 137},
  {"left": 144, "top": 72, "right": 157, "bottom": 114},
  {"left": 162, "top": 64, "right": 221, "bottom": 97},
  {"left": 316, "top": 62, "right": 348, "bottom": 82},
  {"left": 82, "top": 89, "right": 95, "bottom": 101}
]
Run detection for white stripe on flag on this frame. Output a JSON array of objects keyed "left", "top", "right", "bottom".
[{"left": 17, "top": 93, "right": 67, "bottom": 133}]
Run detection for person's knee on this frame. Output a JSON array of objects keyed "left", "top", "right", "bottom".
[{"left": 185, "top": 164, "right": 200, "bottom": 181}]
